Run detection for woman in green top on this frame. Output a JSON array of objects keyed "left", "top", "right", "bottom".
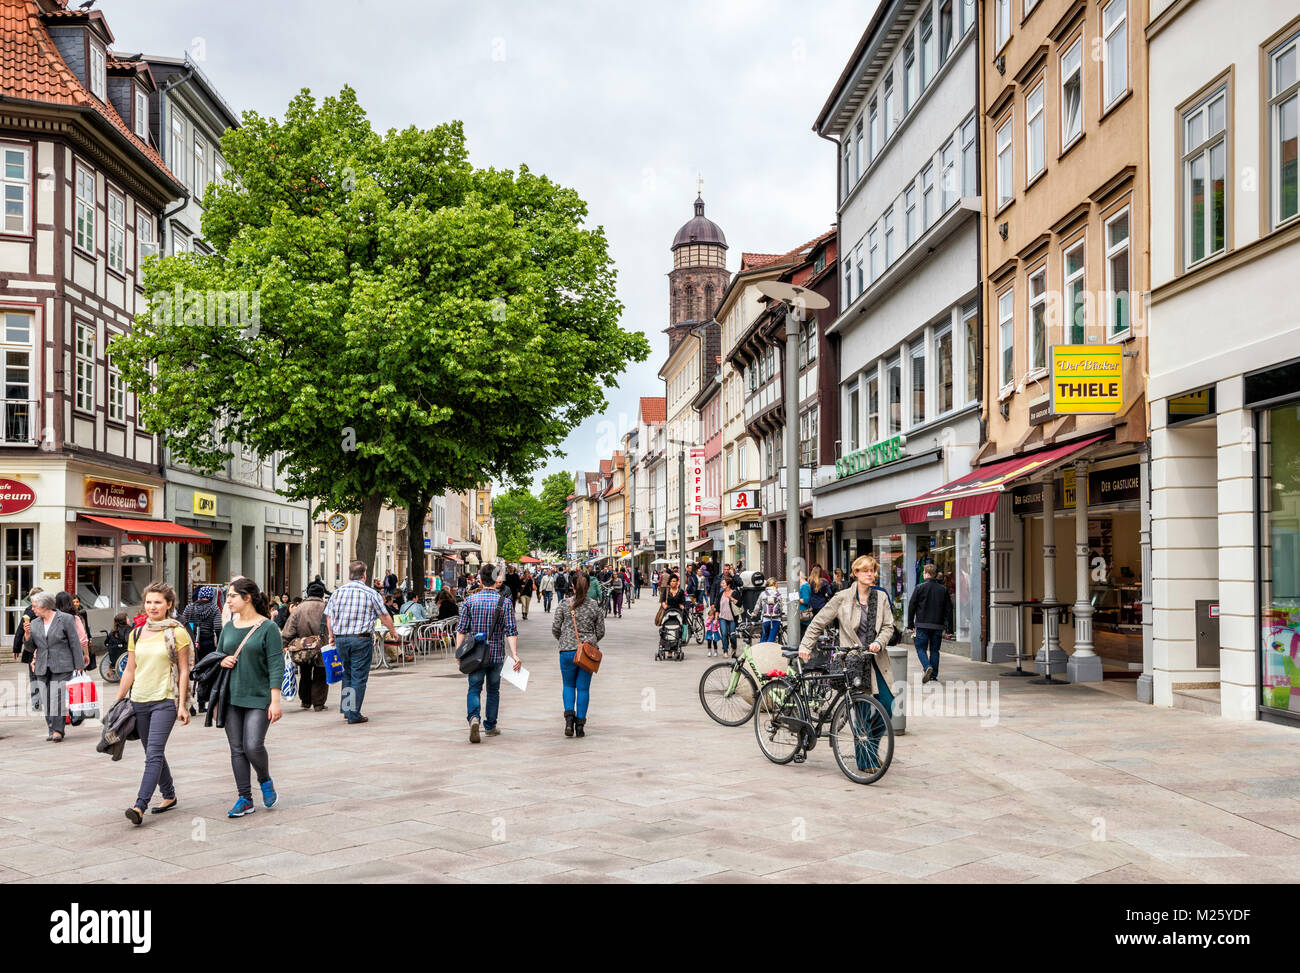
[{"left": 217, "top": 576, "right": 284, "bottom": 818}]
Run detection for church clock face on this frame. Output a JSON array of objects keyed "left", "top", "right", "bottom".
[{"left": 328, "top": 513, "right": 348, "bottom": 533}]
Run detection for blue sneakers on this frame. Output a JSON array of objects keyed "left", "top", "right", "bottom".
[
  {"left": 260, "top": 778, "right": 277, "bottom": 809},
  {"left": 227, "top": 797, "right": 256, "bottom": 818}
]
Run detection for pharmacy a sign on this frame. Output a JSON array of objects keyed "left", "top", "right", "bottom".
[{"left": 1051, "top": 344, "right": 1123, "bottom": 414}]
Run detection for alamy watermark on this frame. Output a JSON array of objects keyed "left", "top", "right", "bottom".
[{"left": 151, "top": 284, "right": 261, "bottom": 338}]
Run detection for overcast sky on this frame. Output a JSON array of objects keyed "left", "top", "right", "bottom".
[{"left": 105, "top": 0, "right": 873, "bottom": 493}]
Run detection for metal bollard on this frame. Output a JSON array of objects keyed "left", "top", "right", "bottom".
[{"left": 886, "top": 644, "right": 908, "bottom": 735}]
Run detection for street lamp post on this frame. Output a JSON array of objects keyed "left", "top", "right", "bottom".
[
  {"left": 667, "top": 438, "right": 693, "bottom": 583},
  {"left": 756, "top": 281, "right": 830, "bottom": 649}
]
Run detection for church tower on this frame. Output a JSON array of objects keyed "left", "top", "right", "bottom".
[{"left": 667, "top": 194, "right": 730, "bottom": 353}]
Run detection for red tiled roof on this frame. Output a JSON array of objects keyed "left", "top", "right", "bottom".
[
  {"left": 639, "top": 396, "right": 666, "bottom": 424},
  {"left": 599, "top": 459, "right": 612, "bottom": 476},
  {"left": 741, "top": 252, "right": 784, "bottom": 270},
  {"left": 1, "top": 0, "right": 179, "bottom": 188}
]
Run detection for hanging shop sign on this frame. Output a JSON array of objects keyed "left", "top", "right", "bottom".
[
  {"left": 64, "top": 550, "right": 75, "bottom": 594},
  {"left": 739, "top": 520, "right": 762, "bottom": 531},
  {"left": 835, "top": 434, "right": 907, "bottom": 479},
  {"left": 690, "top": 447, "right": 706, "bottom": 515},
  {"left": 1028, "top": 396, "right": 1054, "bottom": 426},
  {"left": 192, "top": 491, "right": 217, "bottom": 516},
  {"left": 1050, "top": 345, "right": 1123, "bottom": 414},
  {"left": 84, "top": 479, "right": 152, "bottom": 514},
  {"left": 730, "top": 490, "right": 759, "bottom": 512},
  {"left": 0, "top": 477, "right": 36, "bottom": 515},
  {"left": 1088, "top": 465, "right": 1141, "bottom": 505}
]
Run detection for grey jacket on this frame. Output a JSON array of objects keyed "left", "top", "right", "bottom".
[
  {"left": 30, "top": 611, "right": 82, "bottom": 676},
  {"left": 552, "top": 596, "right": 605, "bottom": 654}
]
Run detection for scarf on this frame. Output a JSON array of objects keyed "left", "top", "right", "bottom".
[{"left": 143, "top": 618, "right": 192, "bottom": 701}]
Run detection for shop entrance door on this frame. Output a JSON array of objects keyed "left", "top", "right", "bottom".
[{"left": 2, "top": 525, "right": 35, "bottom": 644}]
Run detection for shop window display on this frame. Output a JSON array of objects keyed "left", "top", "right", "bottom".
[{"left": 1260, "top": 403, "right": 1300, "bottom": 714}]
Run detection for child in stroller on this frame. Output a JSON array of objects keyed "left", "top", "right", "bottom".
[{"left": 656, "top": 606, "right": 688, "bottom": 661}]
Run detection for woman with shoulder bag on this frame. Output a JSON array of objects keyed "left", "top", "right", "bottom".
[
  {"left": 114, "top": 582, "right": 193, "bottom": 825},
  {"left": 552, "top": 573, "right": 605, "bottom": 738},
  {"left": 217, "top": 577, "right": 284, "bottom": 818}
]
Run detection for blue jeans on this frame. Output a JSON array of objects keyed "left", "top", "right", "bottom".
[
  {"left": 467, "top": 662, "right": 503, "bottom": 730},
  {"left": 559, "top": 650, "right": 593, "bottom": 718},
  {"left": 543, "top": 591, "right": 553, "bottom": 612},
  {"left": 761, "top": 619, "right": 781, "bottom": 643},
  {"left": 719, "top": 618, "right": 736, "bottom": 654},
  {"left": 335, "top": 634, "right": 372, "bottom": 723},
  {"left": 131, "top": 700, "right": 176, "bottom": 809},
  {"left": 914, "top": 628, "right": 943, "bottom": 675}
]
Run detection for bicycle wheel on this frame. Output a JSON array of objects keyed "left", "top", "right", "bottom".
[
  {"left": 829, "top": 692, "right": 894, "bottom": 784},
  {"left": 99, "top": 653, "right": 119, "bottom": 683},
  {"left": 699, "top": 662, "right": 759, "bottom": 726},
  {"left": 689, "top": 614, "right": 704, "bottom": 645},
  {"left": 753, "top": 679, "right": 809, "bottom": 765}
]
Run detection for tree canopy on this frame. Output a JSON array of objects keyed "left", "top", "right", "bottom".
[{"left": 492, "top": 470, "right": 571, "bottom": 561}]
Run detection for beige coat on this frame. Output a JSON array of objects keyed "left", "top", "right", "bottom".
[{"left": 798, "top": 586, "right": 895, "bottom": 693}]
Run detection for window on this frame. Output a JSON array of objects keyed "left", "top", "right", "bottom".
[
  {"left": 1015, "top": 95, "right": 1045, "bottom": 194},
  {"left": 107, "top": 189, "right": 125, "bottom": 274},
  {"left": 89, "top": 45, "right": 105, "bottom": 100},
  {"left": 845, "top": 251, "right": 855, "bottom": 305},
  {"left": 726, "top": 448, "right": 735, "bottom": 489},
  {"left": 996, "top": 118, "right": 1014, "bottom": 207},
  {"left": 1028, "top": 266, "right": 1047, "bottom": 370},
  {"left": 936, "top": 327, "right": 953, "bottom": 414},
  {"left": 855, "top": 242, "right": 865, "bottom": 295},
  {"left": 1063, "top": 239, "right": 1087, "bottom": 343},
  {"left": 806, "top": 320, "right": 817, "bottom": 363},
  {"left": 1, "top": 311, "right": 34, "bottom": 443},
  {"left": 922, "top": 163, "right": 935, "bottom": 228},
  {"left": 1105, "top": 208, "right": 1131, "bottom": 336},
  {"left": 1061, "top": 38, "right": 1084, "bottom": 149},
  {"left": 134, "top": 90, "right": 148, "bottom": 139},
  {"left": 1102, "top": 0, "right": 1128, "bottom": 109},
  {"left": 904, "top": 38, "right": 917, "bottom": 114},
  {"left": 910, "top": 341, "right": 926, "bottom": 426},
  {"left": 941, "top": 139, "right": 956, "bottom": 211},
  {"left": 1183, "top": 85, "right": 1227, "bottom": 265},
  {"left": 887, "top": 357, "right": 902, "bottom": 435},
  {"left": 737, "top": 441, "right": 748, "bottom": 479},
  {"left": 960, "top": 0, "right": 975, "bottom": 35},
  {"left": 107, "top": 348, "right": 125, "bottom": 422},
  {"left": 938, "top": 0, "right": 954, "bottom": 65},
  {"left": 1269, "top": 30, "right": 1299, "bottom": 227},
  {"left": 963, "top": 303, "right": 978, "bottom": 404},
  {"left": 170, "top": 112, "right": 185, "bottom": 188},
  {"left": 866, "top": 374, "right": 879, "bottom": 443},
  {"left": 884, "top": 208, "right": 896, "bottom": 265},
  {"left": 800, "top": 408, "right": 818, "bottom": 466},
  {"left": 883, "top": 73, "right": 895, "bottom": 142},
  {"left": 2, "top": 145, "right": 31, "bottom": 235},
  {"left": 920, "top": 9, "right": 935, "bottom": 90},
  {"left": 854, "top": 118, "right": 864, "bottom": 181},
  {"left": 869, "top": 99, "right": 879, "bottom": 161},
  {"left": 75, "top": 163, "right": 94, "bottom": 253},
  {"left": 842, "top": 142, "right": 853, "bottom": 196},
  {"left": 961, "top": 117, "right": 977, "bottom": 196},
  {"left": 868, "top": 228, "right": 880, "bottom": 281},
  {"left": 1025, "top": 0, "right": 1040, "bottom": 14},
  {"left": 995, "top": 0, "right": 1011, "bottom": 51},
  {"left": 75, "top": 320, "right": 95, "bottom": 412},
  {"left": 998, "top": 287, "right": 1014, "bottom": 389},
  {"left": 905, "top": 186, "right": 917, "bottom": 246}
]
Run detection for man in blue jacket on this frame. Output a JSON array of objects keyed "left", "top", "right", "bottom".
[{"left": 907, "top": 563, "right": 954, "bottom": 684}]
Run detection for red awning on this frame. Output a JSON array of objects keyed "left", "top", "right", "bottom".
[
  {"left": 519, "top": 555, "right": 541, "bottom": 564},
  {"left": 898, "top": 435, "right": 1108, "bottom": 524},
  {"left": 687, "top": 534, "right": 718, "bottom": 552},
  {"left": 79, "top": 514, "right": 212, "bottom": 542}
]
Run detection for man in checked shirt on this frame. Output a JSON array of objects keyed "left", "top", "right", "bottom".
[{"left": 454, "top": 563, "right": 523, "bottom": 743}]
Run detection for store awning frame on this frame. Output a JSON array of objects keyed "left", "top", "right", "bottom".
[
  {"left": 897, "top": 435, "right": 1108, "bottom": 523},
  {"left": 78, "top": 514, "right": 212, "bottom": 542}
]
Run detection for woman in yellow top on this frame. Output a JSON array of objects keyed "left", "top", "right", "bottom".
[{"left": 114, "top": 581, "right": 192, "bottom": 826}]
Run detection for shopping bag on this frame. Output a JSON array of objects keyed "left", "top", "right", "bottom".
[
  {"left": 320, "top": 643, "right": 344, "bottom": 684},
  {"left": 280, "top": 652, "right": 297, "bottom": 701},
  {"left": 67, "top": 671, "right": 100, "bottom": 720}
]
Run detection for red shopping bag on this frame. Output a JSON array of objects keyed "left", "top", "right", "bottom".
[{"left": 67, "top": 671, "right": 100, "bottom": 721}]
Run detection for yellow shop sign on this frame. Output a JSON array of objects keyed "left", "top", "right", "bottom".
[
  {"left": 1051, "top": 344, "right": 1123, "bottom": 414},
  {"left": 193, "top": 491, "right": 217, "bottom": 516}
]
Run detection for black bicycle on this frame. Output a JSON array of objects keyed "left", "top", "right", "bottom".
[{"left": 753, "top": 646, "right": 894, "bottom": 785}]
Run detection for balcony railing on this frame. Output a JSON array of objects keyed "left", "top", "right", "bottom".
[{"left": 1, "top": 399, "right": 37, "bottom": 445}]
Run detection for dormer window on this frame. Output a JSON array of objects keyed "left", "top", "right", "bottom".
[
  {"left": 89, "top": 45, "right": 106, "bottom": 100},
  {"left": 134, "top": 88, "right": 148, "bottom": 139}
]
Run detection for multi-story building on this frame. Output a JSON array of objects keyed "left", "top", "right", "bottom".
[
  {"left": 661, "top": 194, "right": 729, "bottom": 564},
  {"left": 1147, "top": 0, "right": 1300, "bottom": 724},
  {"left": 141, "top": 53, "right": 310, "bottom": 602},
  {"left": 635, "top": 396, "right": 667, "bottom": 573},
  {"left": 966, "top": 0, "right": 1150, "bottom": 680},
  {"left": 690, "top": 321, "right": 723, "bottom": 560},
  {"left": 813, "top": 0, "right": 984, "bottom": 644},
  {"left": 0, "top": 1, "right": 197, "bottom": 639}
]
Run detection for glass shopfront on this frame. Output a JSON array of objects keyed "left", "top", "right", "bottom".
[
  {"left": 1260, "top": 401, "right": 1300, "bottom": 717},
  {"left": 912, "top": 527, "right": 971, "bottom": 641},
  {"left": 873, "top": 532, "right": 907, "bottom": 629},
  {"left": 75, "top": 531, "right": 155, "bottom": 615}
]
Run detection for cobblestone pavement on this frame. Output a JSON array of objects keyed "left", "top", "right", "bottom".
[{"left": 2, "top": 596, "right": 1299, "bottom": 884}]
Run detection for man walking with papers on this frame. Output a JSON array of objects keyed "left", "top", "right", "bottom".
[
  {"left": 551, "top": 573, "right": 604, "bottom": 738},
  {"left": 454, "top": 564, "right": 523, "bottom": 743}
]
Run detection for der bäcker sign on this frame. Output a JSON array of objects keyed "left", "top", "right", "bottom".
[
  {"left": 835, "top": 435, "right": 907, "bottom": 480},
  {"left": 1051, "top": 344, "right": 1123, "bottom": 414}
]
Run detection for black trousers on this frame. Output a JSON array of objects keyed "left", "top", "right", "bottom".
[{"left": 297, "top": 661, "right": 329, "bottom": 709}]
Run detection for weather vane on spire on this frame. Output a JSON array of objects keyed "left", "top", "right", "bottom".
[{"left": 697, "top": 173, "right": 703, "bottom": 196}]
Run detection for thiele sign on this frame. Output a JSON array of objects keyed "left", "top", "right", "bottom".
[
  {"left": 835, "top": 435, "right": 907, "bottom": 480},
  {"left": 1051, "top": 345, "right": 1123, "bottom": 414}
]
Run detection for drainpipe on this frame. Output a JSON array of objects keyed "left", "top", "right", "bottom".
[{"left": 155, "top": 61, "right": 197, "bottom": 251}]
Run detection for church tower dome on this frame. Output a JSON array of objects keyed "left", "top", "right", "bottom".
[{"left": 667, "top": 193, "right": 731, "bottom": 352}]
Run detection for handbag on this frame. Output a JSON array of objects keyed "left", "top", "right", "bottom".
[
  {"left": 571, "top": 601, "right": 603, "bottom": 675},
  {"left": 320, "top": 643, "right": 344, "bottom": 684},
  {"left": 456, "top": 593, "right": 506, "bottom": 674},
  {"left": 800, "top": 609, "right": 814, "bottom": 623},
  {"left": 280, "top": 653, "right": 298, "bottom": 700},
  {"left": 67, "top": 670, "right": 100, "bottom": 721},
  {"left": 654, "top": 604, "right": 665, "bottom": 627}
]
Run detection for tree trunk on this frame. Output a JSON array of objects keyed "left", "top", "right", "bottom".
[
  {"left": 354, "top": 494, "right": 384, "bottom": 581},
  {"left": 406, "top": 492, "right": 430, "bottom": 597}
]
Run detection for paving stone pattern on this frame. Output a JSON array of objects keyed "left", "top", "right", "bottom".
[{"left": 2, "top": 597, "right": 1299, "bottom": 884}]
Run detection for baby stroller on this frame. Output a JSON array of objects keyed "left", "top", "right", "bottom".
[{"left": 657, "top": 607, "right": 687, "bottom": 661}]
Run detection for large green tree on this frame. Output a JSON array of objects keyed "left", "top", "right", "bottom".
[
  {"left": 491, "top": 470, "right": 573, "bottom": 561},
  {"left": 113, "top": 87, "right": 648, "bottom": 588}
]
